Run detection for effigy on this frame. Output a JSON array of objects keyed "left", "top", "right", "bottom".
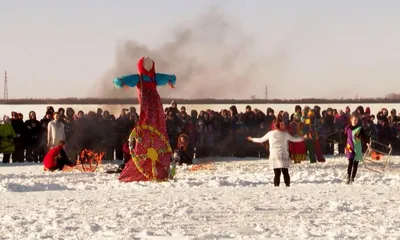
[{"left": 113, "top": 56, "right": 176, "bottom": 182}]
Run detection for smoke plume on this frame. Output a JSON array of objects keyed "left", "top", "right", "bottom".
[{"left": 94, "top": 7, "right": 285, "bottom": 99}]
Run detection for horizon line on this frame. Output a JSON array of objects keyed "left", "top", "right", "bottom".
[{"left": 1, "top": 97, "right": 400, "bottom": 105}]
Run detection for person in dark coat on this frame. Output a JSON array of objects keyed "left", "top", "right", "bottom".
[
  {"left": 24, "top": 111, "right": 41, "bottom": 162},
  {"left": 64, "top": 108, "right": 78, "bottom": 161},
  {"left": 66, "top": 111, "right": 81, "bottom": 149},
  {"left": 173, "top": 134, "right": 193, "bottom": 165},
  {"left": 39, "top": 111, "right": 53, "bottom": 161},
  {"left": 115, "top": 110, "right": 129, "bottom": 160},
  {"left": 322, "top": 108, "right": 335, "bottom": 155},
  {"left": 11, "top": 112, "right": 26, "bottom": 162},
  {"left": 102, "top": 111, "right": 116, "bottom": 161}
]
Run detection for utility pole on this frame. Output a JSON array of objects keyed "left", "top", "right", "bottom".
[
  {"left": 4, "top": 71, "right": 8, "bottom": 99},
  {"left": 265, "top": 85, "right": 268, "bottom": 100}
]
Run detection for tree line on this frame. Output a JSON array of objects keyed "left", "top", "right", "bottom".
[{"left": 1, "top": 97, "right": 400, "bottom": 105}]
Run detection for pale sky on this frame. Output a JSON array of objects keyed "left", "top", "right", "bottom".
[{"left": 1, "top": 0, "right": 399, "bottom": 99}]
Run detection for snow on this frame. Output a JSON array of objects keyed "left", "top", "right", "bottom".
[{"left": 1, "top": 156, "right": 400, "bottom": 239}]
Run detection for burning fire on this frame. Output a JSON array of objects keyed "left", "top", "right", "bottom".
[{"left": 76, "top": 149, "right": 105, "bottom": 172}]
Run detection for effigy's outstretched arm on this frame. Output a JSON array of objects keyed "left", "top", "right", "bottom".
[
  {"left": 155, "top": 73, "right": 176, "bottom": 87},
  {"left": 113, "top": 74, "right": 140, "bottom": 88}
]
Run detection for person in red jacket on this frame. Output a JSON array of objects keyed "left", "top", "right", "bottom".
[{"left": 43, "top": 140, "right": 74, "bottom": 171}]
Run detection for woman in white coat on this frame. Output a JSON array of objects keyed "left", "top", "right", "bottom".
[
  {"left": 47, "top": 113, "right": 66, "bottom": 149},
  {"left": 247, "top": 119, "right": 305, "bottom": 187}
]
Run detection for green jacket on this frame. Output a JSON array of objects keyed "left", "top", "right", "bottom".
[{"left": 0, "top": 123, "right": 17, "bottom": 153}]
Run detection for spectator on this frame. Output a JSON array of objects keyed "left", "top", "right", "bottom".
[
  {"left": 0, "top": 116, "right": 17, "bottom": 163},
  {"left": 47, "top": 113, "right": 66, "bottom": 148}
]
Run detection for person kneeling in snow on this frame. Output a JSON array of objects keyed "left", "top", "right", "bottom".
[
  {"left": 43, "top": 140, "right": 74, "bottom": 171},
  {"left": 247, "top": 119, "right": 306, "bottom": 187}
]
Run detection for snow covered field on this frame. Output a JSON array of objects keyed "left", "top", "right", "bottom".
[{"left": 1, "top": 156, "right": 400, "bottom": 239}]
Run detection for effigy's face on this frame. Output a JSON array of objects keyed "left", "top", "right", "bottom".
[{"left": 142, "top": 57, "right": 154, "bottom": 71}]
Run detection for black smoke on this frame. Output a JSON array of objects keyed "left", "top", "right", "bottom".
[{"left": 93, "top": 7, "right": 287, "bottom": 100}]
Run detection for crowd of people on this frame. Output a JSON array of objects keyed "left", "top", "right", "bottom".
[{"left": 1, "top": 102, "right": 400, "bottom": 164}]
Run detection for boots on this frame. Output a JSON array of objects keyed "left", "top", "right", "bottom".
[
  {"left": 116, "top": 163, "right": 125, "bottom": 173},
  {"left": 346, "top": 175, "right": 355, "bottom": 185}
]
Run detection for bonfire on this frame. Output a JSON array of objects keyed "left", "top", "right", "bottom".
[{"left": 75, "top": 149, "right": 104, "bottom": 172}]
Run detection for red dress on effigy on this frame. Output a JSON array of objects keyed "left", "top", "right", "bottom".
[{"left": 113, "top": 56, "right": 176, "bottom": 182}]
